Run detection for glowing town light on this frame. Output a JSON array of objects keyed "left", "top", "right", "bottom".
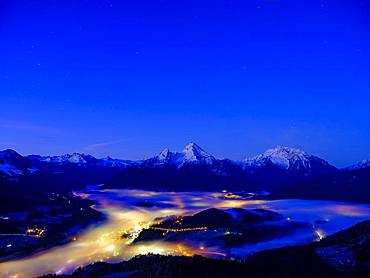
[
  {"left": 137, "top": 245, "right": 164, "bottom": 255},
  {"left": 104, "top": 244, "right": 115, "bottom": 252},
  {"left": 315, "top": 229, "right": 325, "bottom": 241}
]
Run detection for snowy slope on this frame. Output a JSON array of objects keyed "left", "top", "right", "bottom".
[
  {"left": 28, "top": 153, "right": 133, "bottom": 168},
  {"left": 0, "top": 149, "right": 33, "bottom": 176},
  {"left": 0, "top": 163, "right": 24, "bottom": 176},
  {"left": 244, "top": 146, "right": 336, "bottom": 174},
  {"left": 345, "top": 160, "right": 370, "bottom": 171},
  {"left": 142, "top": 143, "right": 217, "bottom": 168}
]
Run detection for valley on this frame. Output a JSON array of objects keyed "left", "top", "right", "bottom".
[{"left": 0, "top": 188, "right": 369, "bottom": 277}]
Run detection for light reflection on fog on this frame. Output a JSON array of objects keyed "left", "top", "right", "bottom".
[{"left": 0, "top": 189, "right": 369, "bottom": 278}]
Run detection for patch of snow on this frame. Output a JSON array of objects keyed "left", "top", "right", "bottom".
[
  {"left": 212, "top": 168, "right": 228, "bottom": 176},
  {"left": 27, "top": 167, "right": 39, "bottom": 173},
  {"left": 158, "top": 148, "right": 170, "bottom": 161},
  {"left": 43, "top": 157, "right": 51, "bottom": 162},
  {"left": 0, "top": 163, "right": 24, "bottom": 176}
]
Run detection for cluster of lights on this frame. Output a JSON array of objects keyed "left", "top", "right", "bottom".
[
  {"left": 223, "top": 193, "right": 243, "bottom": 199},
  {"left": 173, "top": 244, "right": 193, "bottom": 257},
  {"left": 151, "top": 226, "right": 208, "bottom": 233},
  {"left": 120, "top": 221, "right": 151, "bottom": 243},
  {"left": 26, "top": 227, "right": 45, "bottom": 238},
  {"left": 137, "top": 245, "right": 165, "bottom": 255}
]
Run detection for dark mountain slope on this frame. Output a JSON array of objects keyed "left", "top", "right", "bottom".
[{"left": 270, "top": 167, "right": 370, "bottom": 203}]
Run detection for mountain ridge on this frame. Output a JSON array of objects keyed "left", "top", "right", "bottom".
[
  {"left": 244, "top": 146, "right": 337, "bottom": 174},
  {"left": 1, "top": 145, "right": 370, "bottom": 202},
  {"left": 3, "top": 143, "right": 368, "bottom": 172},
  {"left": 102, "top": 143, "right": 340, "bottom": 192},
  {"left": 345, "top": 159, "right": 370, "bottom": 171},
  {"left": 2, "top": 143, "right": 367, "bottom": 179}
]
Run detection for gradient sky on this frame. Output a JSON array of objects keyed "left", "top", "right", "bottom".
[{"left": 0, "top": 0, "right": 369, "bottom": 166}]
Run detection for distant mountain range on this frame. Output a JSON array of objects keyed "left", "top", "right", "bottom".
[
  {"left": 1, "top": 144, "right": 369, "bottom": 202},
  {"left": 345, "top": 159, "right": 370, "bottom": 171},
  {"left": 0, "top": 149, "right": 137, "bottom": 191},
  {"left": 0, "top": 149, "right": 136, "bottom": 176}
]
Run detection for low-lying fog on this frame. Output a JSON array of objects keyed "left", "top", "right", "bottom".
[{"left": 1, "top": 188, "right": 370, "bottom": 278}]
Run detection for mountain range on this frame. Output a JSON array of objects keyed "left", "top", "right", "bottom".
[
  {"left": 1, "top": 143, "right": 369, "bottom": 202},
  {"left": 0, "top": 149, "right": 136, "bottom": 191}
]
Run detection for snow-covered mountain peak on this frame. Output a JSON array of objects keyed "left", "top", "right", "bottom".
[
  {"left": 244, "top": 145, "right": 337, "bottom": 174},
  {"left": 68, "top": 153, "right": 87, "bottom": 164},
  {"left": 145, "top": 143, "right": 217, "bottom": 167},
  {"left": 182, "top": 143, "right": 215, "bottom": 164},
  {"left": 264, "top": 145, "right": 306, "bottom": 156},
  {"left": 245, "top": 146, "right": 311, "bottom": 171},
  {"left": 346, "top": 159, "right": 370, "bottom": 170},
  {"left": 32, "top": 153, "right": 88, "bottom": 164},
  {"left": 158, "top": 148, "right": 171, "bottom": 160}
]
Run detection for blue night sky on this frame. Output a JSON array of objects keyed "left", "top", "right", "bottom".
[{"left": 0, "top": 0, "right": 369, "bottom": 167}]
